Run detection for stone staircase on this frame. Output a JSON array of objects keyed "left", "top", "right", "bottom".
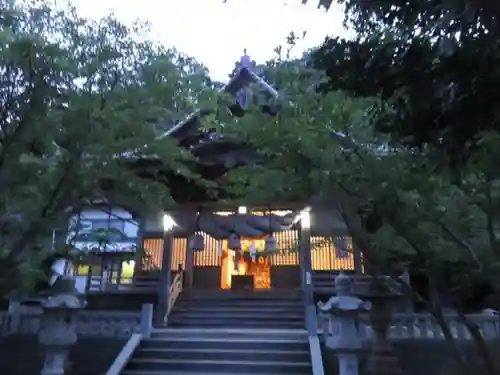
[
  {"left": 120, "top": 290, "right": 313, "bottom": 375},
  {"left": 168, "top": 290, "right": 305, "bottom": 329}
]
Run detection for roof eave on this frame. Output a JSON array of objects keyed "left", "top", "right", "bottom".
[{"left": 158, "top": 67, "right": 279, "bottom": 141}]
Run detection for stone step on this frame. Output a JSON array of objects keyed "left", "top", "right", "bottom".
[
  {"left": 135, "top": 347, "right": 311, "bottom": 362},
  {"left": 167, "top": 318, "right": 305, "bottom": 329},
  {"left": 122, "top": 371, "right": 310, "bottom": 375},
  {"left": 141, "top": 337, "right": 308, "bottom": 351},
  {"left": 179, "top": 291, "right": 302, "bottom": 301},
  {"left": 176, "top": 299, "right": 303, "bottom": 305},
  {"left": 172, "top": 306, "right": 304, "bottom": 313},
  {"left": 169, "top": 311, "right": 304, "bottom": 319},
  {"left": 144, "top": 330, "right": 308, "bottom": 350},
  {"left": 151, "top": 327, "right": 308, "bottom": 340},
  {"left": 125, "top": 358, "right": 312, "bottom": 374},
  {"left": 179, "top": 293, "right": 302, "bottom": 301},
  {"left": 174, "top": 301, "right": 302, "bottom": 308}
]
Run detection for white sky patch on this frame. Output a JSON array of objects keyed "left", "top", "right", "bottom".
[{"left": 53, "top": 0, "right": 351, "bottom": 81}]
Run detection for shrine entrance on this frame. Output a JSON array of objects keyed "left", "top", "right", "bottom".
[{"left": 220, "top": 237, "right": 271, "bottom": 290}]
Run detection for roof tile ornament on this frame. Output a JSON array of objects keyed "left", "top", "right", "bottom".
[
  {"left": 235, "top": 49, "right": 254, "bottom": 109},
  {"left": 239, "top": 49, "right": 252, "bottom": 69}
]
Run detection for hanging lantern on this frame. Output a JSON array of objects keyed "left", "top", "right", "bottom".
[
  {"left": 264, "top": 235, "right": 277, "bottom": 253},
  {"left": 228, "top": 233, "right": 241, "bottom": 250},
  {"left": 217, "top": 240, "right": 223, "bottom": 257},
  {"left": 190, "top": 233, "right": 205, "bottom": 252},
  {"left": 334, "top": 237, "right": 349, "bottom": 258},
  {"left": 234, "top": 252, "right": 240, "bottom": 272},
  {"left": 249, "top": 241, "right": 256, "bottom": 261}
]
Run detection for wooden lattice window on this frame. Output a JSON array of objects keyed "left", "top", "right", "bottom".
[
  {"left": 193, "top": 232, "right": 221, "bottom": 267},
  {"left": 270, "top": 230, "right": 299, "bottom": 266}
]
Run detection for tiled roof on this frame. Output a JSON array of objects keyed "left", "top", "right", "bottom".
[{"left": 159, "top": 62, "right": 279, "bottom": 141}]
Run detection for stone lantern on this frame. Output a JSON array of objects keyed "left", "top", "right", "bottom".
[
  {"left": 317, "top": 272, "right": 371, "bottom": 375},
  {"left": 38, "top": 277, "right": 86, "bottom": 375}
]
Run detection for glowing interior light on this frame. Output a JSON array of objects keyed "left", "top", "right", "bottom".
[
  {"left": 163, "top": 214, "right": 176, "bottom": 232},
  {"left": 300, "top": 210, "right": 311, "bottom": 229}
]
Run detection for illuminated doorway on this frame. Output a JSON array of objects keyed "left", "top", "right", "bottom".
[{"left": 220, "top": 237, "right": 271, "bottom": 289}]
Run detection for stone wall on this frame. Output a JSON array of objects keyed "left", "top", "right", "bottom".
[
  {"left": 0, "top": 335, "right": 126, "bottom": 375},
  {"left": 322, "top": 340, "right": 500, "bottom": 375},
  {"left": 85, "top": 291, "right": 157, "bottom": 310}
]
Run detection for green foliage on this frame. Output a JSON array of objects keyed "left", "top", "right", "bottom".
[
  {"left": 0, "top": 0, "right": 213, "bottom": 297},
  {"left": 211, "top": 32, "right": 500, "bottom": 312},
  {"left": 278, "top": 1, "right": 500, "bottom": 314},
  {"left": 310, "top": 0, "right": 500, "bottom": 168}
]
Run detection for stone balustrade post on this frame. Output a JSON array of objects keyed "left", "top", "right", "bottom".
[
  {"left": 7, "top": 300, "right": 22, "bottom": 334},
  {"left": 140, "top": 303, "right": 154, "bottom": 338}
]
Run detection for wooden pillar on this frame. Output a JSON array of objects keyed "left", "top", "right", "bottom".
[
  {"left": 116, "top": 258, "right": 123, "bottom": 286},
  {"left": 299, "top": 221, "right": 313, "bottom": 303},
  {"left": 156, "top": 233, "right": 172, "bottom": 326},
  {"left": 401, "top": 268, "right": 413, "bottom": 311},
  {"left": 353, "top": 241, "right": 363, "bottom": 274},
  {"left": 298, "top": 217, "right": 315, "bottom": 333},
  {"left": 133, "top": 219, "right": 145, "bottom": 278},
  {"left": 85, "top": 265, "right": 92, "bottom": 293},
  {"left": 100, "top": 256, "right": 109, "bottom": 291},
  {"left": 184, "top": 237, "right": 194, "bottom": 289}
]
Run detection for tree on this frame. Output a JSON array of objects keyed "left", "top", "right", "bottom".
[
  {"left": 214, "top": 40, "right": 499, "bottom": 372},
  {"left": 308, "top": 0, "right": 500, "bottom": 169},
  {"left": 221, "top": 0, "right": 500, "bottom": 372},
  {"left": 304, "top": 0, "right": 500, "bottom": 312},
  {"left": 0, "top": 0, "right": 214, "bottom": 297}
]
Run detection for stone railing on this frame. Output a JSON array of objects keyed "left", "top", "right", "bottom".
[
  {"left": 0, "top": 303, "right": 153, "bottom": 338},
  {"left": 313, "top": 272, "right": 402, "bottom": 295},
  {"left": 384, "top": 312, "right": 500, "bottom": 340},
  {"left": 318, "top": 311, "right": 500, "bottom": 341}
]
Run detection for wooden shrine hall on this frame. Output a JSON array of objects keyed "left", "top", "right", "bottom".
[{"left": 139, "top": 207, "right": 363, "bottom": 293}]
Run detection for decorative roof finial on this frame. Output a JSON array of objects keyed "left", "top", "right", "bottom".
[{"left": 240, "top": 49, "right": 252, "bottom": 69}]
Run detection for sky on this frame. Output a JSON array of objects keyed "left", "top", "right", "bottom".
[{"left": 54, "top": 0, "right": 350, "bottom": 81}]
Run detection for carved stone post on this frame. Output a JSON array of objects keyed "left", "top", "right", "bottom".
[
  {"left": 38, "top": 279, "right": 85, "bottom": 375},
  {"left": 364, "top": 277, "right": 402, "bottom": 375}
]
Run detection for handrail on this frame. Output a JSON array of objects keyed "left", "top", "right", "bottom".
[
  {"left": 106, "top": 303, "right": 153, "bottom": 375},
  {"left": 167, "top": 270, "right": 183, "bottom": 316},
  {"left": 309, "top": 334, "right": 325, "bottom": 375},
  {"left": 306, "top": 304, "right": 325, "bottom": 375},
  {"left": 106, "top": 333, "right": 142, "bottom": 375}
]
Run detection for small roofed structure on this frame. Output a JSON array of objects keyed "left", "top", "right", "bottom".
[{"left": 111, "top": 51, "right": 280, "bottom": 206}]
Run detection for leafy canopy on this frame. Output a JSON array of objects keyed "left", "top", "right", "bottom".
[
  {"left": 0, "top": 0, "right": 213, "bottom": 296},
  {"left": 306, "top": 0, "right": 500, "bottom": 169},
  {"left": 213, "top": 38, "right": 500, "bottom": 312}
]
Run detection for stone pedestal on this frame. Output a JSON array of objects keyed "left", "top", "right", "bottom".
[
  {"left": 338, "top": 353, "right": 359, "bottom": 375},
  {"left": 364, "top": 277, "right": 402, "bottom": 375}
]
